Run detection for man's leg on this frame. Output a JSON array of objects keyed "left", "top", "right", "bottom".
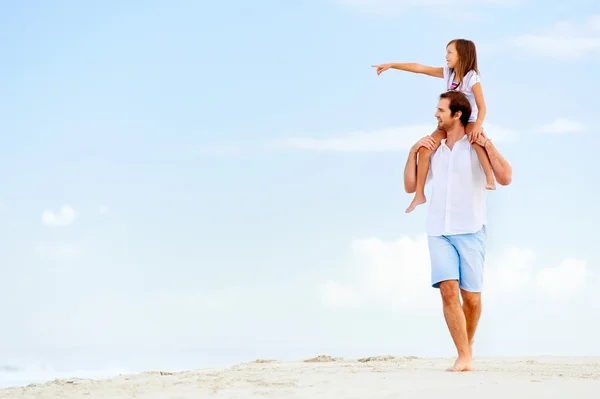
[
  {"left": 439, "top": 280, "right": 472, "bottom": 371},
  {"left": 461, "top": 289, "right": 482, "bottom": 357},
  {"left": 450, "top": 226, "right": 487, "bottom": 359},
  {"left": 428, "top": 235, "right": 472, "bottom": 372}
]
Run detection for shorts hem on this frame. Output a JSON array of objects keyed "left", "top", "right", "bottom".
[
  {"left": 432, "top": 277, "right": 459, "bottom": 289},
  {"left": 458, "top": 285, "right": 482, "bottom": 293}
]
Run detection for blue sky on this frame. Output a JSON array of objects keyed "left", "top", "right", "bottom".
[{"left": 1, "top": 0, "right": 599, "bottom": 376}]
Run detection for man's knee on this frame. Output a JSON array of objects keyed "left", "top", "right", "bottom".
[
  {"left": 439, "top": 280, "right": 460, "bottom": 305},
  {"left": 461, "top": 291, "right": 481, "bottom": 309}
]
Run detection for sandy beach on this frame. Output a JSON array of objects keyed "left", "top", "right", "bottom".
[{"left": 1, "top": 355, "right": 599, "bottom": 398}]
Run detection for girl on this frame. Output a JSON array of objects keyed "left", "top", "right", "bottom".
[{"left": 372, "top": 38, "right": 495, "bottom": 214}]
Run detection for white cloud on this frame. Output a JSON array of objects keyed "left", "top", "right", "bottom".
[
  {"left": 534, "top": 118, "right": 586, "bottom": 134},
  {"left": 482, "top": 247, "right": 535, "bottom": 297},
  {"left": 483, "top": 250, "right": 589, "bottom": 300},
  {"left": 41, "top": 205, "right": 78, "bottom": 227},
  {"left": 270, "top": 123, "right": 519, "bottom": 153},
  {"left": 483, "top": 123, "right": 520, "bottom": 142},
  {"left": 35, "top": 243, "right": 81, "bottom": 260},
  {"left": 590, "top": 15, "right": 600, "bottom": 31},
  {"left": 98, "top": 205, "right": 110, "bottom": 215},
  {"left": 320, "top": 234, "right": 438, "bottom": 311},
  {"left": 507, "top": 15, "right": 600, "bottom": 58},
  {"left": 270, "top": 124, "right": 430, "bottom": 152},
  {"left": 319, "top": 234, "right": 589, "bottom": 311},
  {"left": 536, "top": 258, "right": 588, "bottom": 299}
]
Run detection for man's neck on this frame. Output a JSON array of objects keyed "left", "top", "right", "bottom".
[{"left": 445, "top": 125, "right": 466, "bottom": 149}]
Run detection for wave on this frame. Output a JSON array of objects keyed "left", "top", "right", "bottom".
[
  {"left": 0, "top": 365, "right": 20, "bottom": 373},
  {"left": 0, "top": 363, "right": 132, "bottom": 389}
]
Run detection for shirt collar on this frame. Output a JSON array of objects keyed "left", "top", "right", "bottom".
[{"left": 440, "top": 134, "right": 468, "bottom": 148}]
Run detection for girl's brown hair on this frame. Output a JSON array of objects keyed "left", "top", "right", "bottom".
[{"left": 447, "top": 39, "right": 479, "bottom": 87}]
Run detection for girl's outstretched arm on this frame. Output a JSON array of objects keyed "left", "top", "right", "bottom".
[{"left": 372, "top": 63, "right": 444, "bottom": 78}]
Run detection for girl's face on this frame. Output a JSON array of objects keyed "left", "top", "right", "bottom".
[{"left": 445, "top": 43, "right": 459, "bottom": 69}]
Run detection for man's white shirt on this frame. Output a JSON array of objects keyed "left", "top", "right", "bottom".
[{"left": 425, "top": 134, "right": 487, "bottom": 236}]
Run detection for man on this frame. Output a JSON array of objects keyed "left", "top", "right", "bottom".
[{"left": 403, "top": 91, "right": 512, "bottom": 372}]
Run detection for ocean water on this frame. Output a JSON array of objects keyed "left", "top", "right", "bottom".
[
  {"left": 0, "top": 363, "right": 133, "bottom": 389},
  {"left": 0, "top": 340, "right": 398, "bottom": 389},
  {"left": 0, "top": 348, "right": 264, "bottom": 389}
]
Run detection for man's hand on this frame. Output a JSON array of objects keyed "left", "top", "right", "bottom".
[
  {"left": 472, "top": 131, "right": 490, "bottom": 148},
  {"left": 410, "top": 136, "right": 436, "bottom": 154},
  {"left": 371, "top": 63, "right": 391, "bottom": 76},
  {"left": 468, "top": 122, "right": 483, "bottom": 143}
]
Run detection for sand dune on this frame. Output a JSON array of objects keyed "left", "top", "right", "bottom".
[{"left": 2, "top": 356, "right": 599, "bottom": 398}]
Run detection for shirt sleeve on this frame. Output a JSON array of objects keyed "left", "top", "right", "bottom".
[
  {"left": 442, "top": 66, "right": 451, "bottom": 89},
  {"left": 443, "top": 66, "right": 450, "bottom": 80},
  {"left": 465, "top": 70, "right": 481, "bottom": 88}
]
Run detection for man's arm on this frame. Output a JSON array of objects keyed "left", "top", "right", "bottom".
[
  {"left": 404, "top": 136, "right": 437, "bottom": 193},
  {"left": 479, "top": 136, "right": 512, "bottom": 186}
]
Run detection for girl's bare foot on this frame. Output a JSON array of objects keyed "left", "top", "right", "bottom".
[
  {"left": 405, "top": 194, "right": 426, "bottom": 213},
  {"left": 486, "top": 180, "right": 496, "bottom": 190}
]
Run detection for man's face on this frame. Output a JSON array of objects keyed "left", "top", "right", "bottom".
[{"left": 434, "top": 98, "right": 460, "bottom": 130}]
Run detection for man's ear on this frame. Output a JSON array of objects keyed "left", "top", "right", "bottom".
[{"left": 453, "top": 110, "right": 462, "bottom": 120}]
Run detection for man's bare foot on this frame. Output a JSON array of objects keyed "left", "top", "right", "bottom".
[
  {"left": 486, "top": 179, "right": 496, "bottom": 190},
  {"left": 446, "top": 357, "right": 474, "bottom": 372},
  {"left": 405, "top": 194, "right": 426, "bottom": 213}
]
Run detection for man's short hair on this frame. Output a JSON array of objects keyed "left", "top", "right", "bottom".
[{"left": 439, "top": 91, "right": 472, "bottom": 127}]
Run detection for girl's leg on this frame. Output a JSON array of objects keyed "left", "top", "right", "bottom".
[
  {"left": 466, "top": 123, "right": 496, "bottom": 190},
  {"left": 405, "top": 128, "right": 446, "bottom": 213}
]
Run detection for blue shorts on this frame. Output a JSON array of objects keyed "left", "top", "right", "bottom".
[{"left": 427, "top": 226, "right": 487, "bottom": 292}]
